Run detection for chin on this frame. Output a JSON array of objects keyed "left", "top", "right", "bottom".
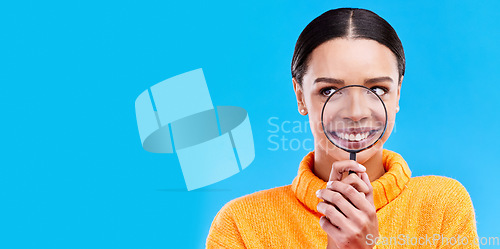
[
  {"left": 356, "top": 143, "right": 384, "bottom": 164},
  {"left": 315, "top": 133, "right": 385, "bottom": 161}
]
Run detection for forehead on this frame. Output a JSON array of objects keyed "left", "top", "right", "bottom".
[{"left": 305, "top": 38, "right": 399, "bottom": 82}]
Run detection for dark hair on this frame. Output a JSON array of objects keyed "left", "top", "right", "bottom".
[{"left": 291, "top": 8, "right": 405, "bottom": 86}]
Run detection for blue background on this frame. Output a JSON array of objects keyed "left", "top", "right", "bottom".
[{"left": 1, "top": 0, "right": 499, "bottom": 248}]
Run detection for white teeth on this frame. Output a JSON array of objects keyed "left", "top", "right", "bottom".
[
  {"left": 337, "top": 132, "right": 370, "bottom": 141},
  {"left": 361, "top": 132, "right": 368, "bottom": 139}
]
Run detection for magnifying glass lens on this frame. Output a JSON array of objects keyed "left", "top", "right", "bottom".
[{"left": 321, "top": 85, "right": 387, "bottom": 153}]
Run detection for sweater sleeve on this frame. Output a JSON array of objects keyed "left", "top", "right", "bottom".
[
  {"left": 437, "top": 179, "right": 479, "bottom": 248},
  {"left": 206, "top": 202, "right": 247, "bottom": 249}
]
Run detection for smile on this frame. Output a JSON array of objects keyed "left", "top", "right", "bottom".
[
  {"left": 330, "top": 127, "right": 380, "bottom": 143},
  {"left": 335, "top": 131, "right": 371, "bottom": 142}
]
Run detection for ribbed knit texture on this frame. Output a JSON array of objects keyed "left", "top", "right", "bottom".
[{"left": 206, "top": 149, "right": 479, "bottom": 248}]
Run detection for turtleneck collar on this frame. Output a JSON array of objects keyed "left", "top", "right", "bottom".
[{"left": 291, "top": 149, "right": 412, "bottom": 213}]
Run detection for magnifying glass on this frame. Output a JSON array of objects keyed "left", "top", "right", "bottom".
[{"left": 321, "top": 85, "right": 388, "bottom": 175}]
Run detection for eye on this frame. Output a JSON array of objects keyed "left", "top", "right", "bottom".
[
  {"left": 320, "top": 87, "right": 337, "bottom": 97},
  {"left": 370, "top": 86, "right": 388, "bottom": 96}
]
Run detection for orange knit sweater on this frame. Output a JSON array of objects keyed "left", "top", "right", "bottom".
[{"left": 206, "top": 150, "right": 479, "bottom": 248}]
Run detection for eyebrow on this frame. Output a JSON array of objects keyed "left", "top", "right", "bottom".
[{"left": 313, "top": 76, "right": 394, "bottom": 85}]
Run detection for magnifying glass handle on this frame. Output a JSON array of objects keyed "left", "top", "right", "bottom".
[{"left": 349, "top": 152, "right": 356, "bottom": 175}]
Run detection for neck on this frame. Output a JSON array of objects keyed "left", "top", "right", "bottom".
[{"left": 312, "top": 148, "right": 386, "bottom": 182}]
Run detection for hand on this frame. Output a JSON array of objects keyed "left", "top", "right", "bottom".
[{"left": 316, "top": 160, "right": 379, "bottom": 249}]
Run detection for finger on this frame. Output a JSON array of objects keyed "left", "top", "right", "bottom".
[
  {"left": 360, "top": 172, "right": 374, "bottom": 206},
  {"left": 348, "top": 170, "right": 358, "bottom": 175},
  {"left": 319, "top": 216, "right": 341, "bottom": 235},
  {"left": 319, "top": 216, "right": 355, "bottom": 249},
  {"left": 317, "top": 202, "right": 349, "bottom": 229},
  {"left": 331, "top": 173, "right": 370, "bottom": 195},
  {"left": 328, "top": 181, "right": 373, "bottom": 213},
  {"left": 329, "top": 160, "right": 366, "bottom": 182},
  {"left": 317, "top": 188, "right": 360, "bottom": 219}
]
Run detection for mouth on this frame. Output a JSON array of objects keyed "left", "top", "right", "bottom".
[
  {"left": 327, "top": 127, "right": 381, "bottom": 149},
  {"left": 334, "top": 130, "right": 374, "bottom": 142}
]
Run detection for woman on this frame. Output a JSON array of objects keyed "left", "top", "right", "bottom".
[{"left": 206, "top": 8, "right": 478, "bottom": 249}]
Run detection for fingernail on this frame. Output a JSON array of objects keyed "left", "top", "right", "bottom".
[
  {"left": 326, "top": 181, "right": 333, "bottom": 187},
  {"left": 316, "top": 189, "right": 320, "bottom": 197},
  {"left": 358, "top": 163, "right": 366, "bottom": 170},
  {"left": 317, "top": 204, "right": 324, "bottom": 213}
]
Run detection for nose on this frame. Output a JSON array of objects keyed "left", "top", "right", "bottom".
[{"left": 342, "top": 88, "right": 371, "bottom": 122}]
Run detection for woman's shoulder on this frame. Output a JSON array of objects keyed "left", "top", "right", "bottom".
[
  {"left": 207, "top": 185, "right": 307, "bottom": 247},
  {"left": 406, "top": 175, "right": 473, "bottom": 207},
  {"left": 404, "top": 175, "right": 478, "bottom": 238},
  {"left": 213, "top": 184, "right": 299, "bottom": 221},
  {"left": 409, "top": 175, "right": 468, "bottom": 192},
  {"left": 222, "top": 185, "right": 295, "bottom": 210}
]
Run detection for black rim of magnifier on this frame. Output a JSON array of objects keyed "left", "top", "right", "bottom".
[{"left": 320, "top": 84, "right": 388, "bottom": 154}]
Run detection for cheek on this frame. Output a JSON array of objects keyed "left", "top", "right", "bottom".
[
  {"left": 308, "top": 106, "right": 325, "bottom": 141},
  {"left": 305, "top": 97, "right": 347, "bottom": 157},
  {"left": 379, "top": 98, "right": 399, "bottom": 143},
  {"left": 306, "top": 99, "right": 332, "bottom": 146},
  {"left": 308, "top": 108, "right": 351, "bottom": 160},
  {"left": 380, "top": 114, "right": 395, "bottom": 144},
  {"left": 303, "top": 94, "right": 325, "bottom": 133}
]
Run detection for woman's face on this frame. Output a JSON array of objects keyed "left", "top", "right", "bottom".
[{"left": 293, "top": 38, "right": 402, "bottom": 163}]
